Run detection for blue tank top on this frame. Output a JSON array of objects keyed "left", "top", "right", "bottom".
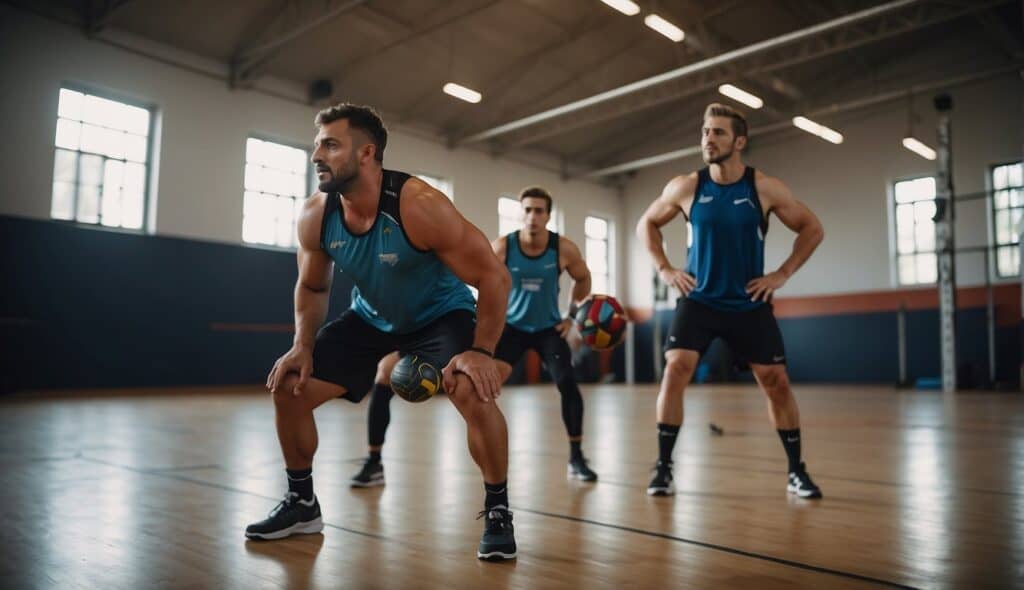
[
  {"left": 685, "top": 166, "right": 768, "bottom": 312},
  {"left": 319, "top": 170, "right": 475, "bottom": 334},
  {"left": 505, "top": 230, "right": 562, "bottom": 333}
]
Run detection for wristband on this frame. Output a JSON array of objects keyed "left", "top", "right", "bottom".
[
  {"left": 567, "top": 301, "right": 580, "bottom": 320},
  {"left": 468, "top": 346, "right": 493, "bottom": 357}
]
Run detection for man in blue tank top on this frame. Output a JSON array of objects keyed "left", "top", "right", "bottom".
[
  {"left": 245, "top": 104, "right": 517, "bottom": 561},
  {"left": 350, "top": 187, "right": 599, "bottom": 486},
  {"left": 491, "top": 187, "right": 597, "bottom": 481},
  {"left": 637, "top": 103, "right": 826, "bottom": 500}
]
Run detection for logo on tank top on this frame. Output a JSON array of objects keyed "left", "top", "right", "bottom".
[
  {"left": 544, "top": 263, "right": 557, "bottom": 269},
  {"left": 379, "top": 253, "right": 399, "bottom": 266},
  {"left": 521, "top": 278, "right": 543, "bottom": 292},
  {"left": 698, "top": 195, "right": 714, "bottom": 203},
  {"left": 329, "top": 240, "right": 346, "bottom": 249},
  {"left": 733, "top": 197, "right": 755, "bottom": 209}
]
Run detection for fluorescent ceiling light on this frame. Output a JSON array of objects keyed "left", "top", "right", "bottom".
[
  {"left": 599, "top": 0, "right": 640, "bottom": 16},
  {"left": 718, "top": 84, "right": 763, "bottom": 109},
  {"left": 792, "top": 116, "right": 843, "bottom": 144},
  {"left": 443, "top": 82, "right": 482, "bottom": 104},
  {"left": 902, "top": 136, "right": 936, "bottom": 160},
  {"left": 644, "top": 14, "right": 685, "bottom": 42}
]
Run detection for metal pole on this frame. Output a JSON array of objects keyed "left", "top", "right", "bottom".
[
  {"left": 934, "top": 94, "right": 957, "bottom": 393},
  {"left": 897, "top": 303, "right": 908, "bottom": 386},
  {"left": 985, "top": 247, "right": 997, "bottom": 386}
]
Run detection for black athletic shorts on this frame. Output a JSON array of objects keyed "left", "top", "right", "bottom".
[
  {"left": 665, "top": 298, "right": 786, "bottom": 365},
  {"left": 311, "top": 308, "right": 475, "bottom": 402},
  {"left": 494, "top": 324, "right": 573, "bottom": 378}
]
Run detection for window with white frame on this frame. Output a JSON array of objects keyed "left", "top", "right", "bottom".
[
  {"left": 51, "top": 87, "right": 152, "bottom": 230},
  {"left": 242, "top": 137, "right": 311, "bottom": 248},
  {"left": 585, "top": 215, "right": 611, "bottom": 295},
  {"left": 992, "top": 161, "right": 1024, "bottom": 278},
  {"left": 893, "top": 176, "right": 937, "bottom": 285},
  {"left": 498, "top": 196, "right": 559, "bottom": 236},
  {"left": 416, "top": 173, "right": 453, "bottom": 200}
]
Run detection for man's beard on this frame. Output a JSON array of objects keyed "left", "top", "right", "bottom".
[
  {"left": 318, "top": 156, "right": 358, "bottom": 193},
  {"left": 703, "top": 146, "right": 734, "bottom": 165}
]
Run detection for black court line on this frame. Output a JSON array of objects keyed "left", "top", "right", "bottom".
[
  {"left": 145, "top": 463, "right": 224, "bottom": 473},
  {"left": 77, "top": 454, "right": 928, "bottom": 587},
  {"left": 77, "top": 455, "right": 390, "bottom": 542},
  {"left": 518, "top": 507, "right": 920, "bottom": 590}
]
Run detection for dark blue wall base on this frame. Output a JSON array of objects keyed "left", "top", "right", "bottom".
[
  {"left": 3, "top": 216, "right": 1019, "bottom": 390},
  {"left": 629, "top": 306, "right": 1020, "bottom": 386},
  {"left": 1, "top": 216, "right": 352, "bottom": 391}
]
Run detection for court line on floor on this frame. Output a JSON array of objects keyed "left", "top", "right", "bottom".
[
  {"left": 81, "top": 453, "right": 924, "bottom": 586},
  {"left": 518, "top": 507, "right": 920, "bottom": 590},
  {"left": 372, "top": 450, "right": 1022, "bottom": 498},
  {"left": 77, "top": 455, "right": 390, "bottom": 542}
]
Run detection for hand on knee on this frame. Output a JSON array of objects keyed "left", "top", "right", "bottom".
[
  {"left": 272, "top": 374, "right": 303, "bottom": 406},
  {"left": 449, "top": 378, "right": 496, "bottom": 420}
]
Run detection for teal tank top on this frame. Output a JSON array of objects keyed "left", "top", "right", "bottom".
[
  {"left": 505, "top": 230, "right": 562, "bottom": 333},
  {"left": 319, "top": 170, "right": 475, "bottom": 334}
]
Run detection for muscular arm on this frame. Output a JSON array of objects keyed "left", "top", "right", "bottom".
[
  {"left": 636, "top": 173, "right": 697, "bottom": 271},
  {"left": 637, "top": 173, "right": 699, "bottom": 295},
  {"left": 293, "top": 194, "right": 335, "bottom": 350},
  {"left": 403, "top": 181, "right": 511, "bottom": 353},
  {"left": 560, "top": 237, "right": 591, "bottom": 304},
  {"left": 490, "top": 235, "right": 507, "bottom": 265},
  {"left": 267, "top": 193, "right": 334, "bottom": 395},
  {"left": 744, "top": 172, "right": 824, "bottom": 302},
  {"left": 757, "top": 172, "right": 825, "bottom": 279}
]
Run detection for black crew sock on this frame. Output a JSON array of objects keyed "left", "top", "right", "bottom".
[
  {"left": 286, "top": 468, "right": 314, "bottom": 501},
  {"left": 484, "top": 480, "right": 508, "bottom": 510},
  {"left": 368, "top": 450, "right": 381, "bottom": 463},
  {"left": 657, "top": 423, "right": 680, "bottom": 464},
  {"left": 777, "top": 429, "right": 802, "bottom": 473}
]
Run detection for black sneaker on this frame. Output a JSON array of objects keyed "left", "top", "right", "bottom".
[
  {"left": 476, "top": 506, "right": 517, "bottom": 561},
  {"left": 646, "top": 460, "right": 675, "bottom": 496},
  {"left": 567, "top": 455, "right": 598, "bottom": 481},
  {"left": 245, "top": 492, "right": 323, "bottom": 540},
  {"left": 350, "top": 458, "right": 385, "bottom": 488},
  {"left": 787, "top": 462, "right": 823, "bottom": 499}
]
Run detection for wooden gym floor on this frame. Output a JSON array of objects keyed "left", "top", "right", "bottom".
[{"left": 0, "top": 383, "right": 1021, "bottom": 589}]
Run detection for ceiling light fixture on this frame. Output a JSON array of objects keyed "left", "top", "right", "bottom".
[
  {"left": 599, "top": 0, "right": 640, "bottom": 16},
  {"left": 443, "top": 82, "right": 482, "bottom": 104},
  {"left": 718, "top": 84, "right": 763, "bottom": 109},
  {"left": 902, "top": 137, "right": 937, "bottom": 160},
  {"left": 792, "top": 116, "right": 843, "bottom": 144},
  {"left": 644, "top": 14, "right": 685, "bottom": 42}
]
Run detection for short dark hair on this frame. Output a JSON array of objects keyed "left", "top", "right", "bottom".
[
  {"left": 314, "top": 103, "right": 388, "bottom": 163},
  {"left": 704, "top": 102, "right": 748, "bottom": 138},
  {"left": 518, "top": 186, "right": 552, "bottom": 213}
]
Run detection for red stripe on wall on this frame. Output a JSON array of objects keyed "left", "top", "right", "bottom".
[{"left": 209, "top": 322, "right": 294, "bottom": 333}]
